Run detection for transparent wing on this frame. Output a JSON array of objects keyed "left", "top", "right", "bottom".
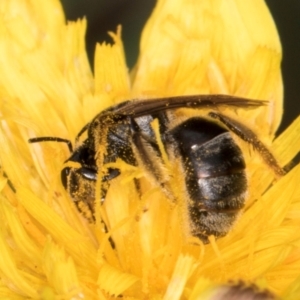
[{"left": 109, "top": 94, "right": 267, "bottom": 117}]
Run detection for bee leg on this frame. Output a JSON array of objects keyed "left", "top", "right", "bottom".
[
  {"left": 99, "top": 182, "right": 116, "bottom": 249},
  {"left": 75, "top": 199, "right": 116, "bottom": 249},
  {"left": 103, "top": 221, "right": 116, "bottom": 249},
  {"left": 2, "top": 171, "right": 16, "bottom": 193},
  {"left": 133, "top": 178, "right": 142, "bottom": 198},
  {"left": 73, "top": 199, "right": 95, "bottom": 222},
  {"left": 208, "top": 112, "right": 285, "bottom": 177},
  {"left": 129, "top": 117, "right": 174, "bottom": 199},
  {"left": 131, "top": 128, "right": 164, "bottom": 180}
]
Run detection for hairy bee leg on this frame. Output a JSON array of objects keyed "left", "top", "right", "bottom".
[
  {"left": 130, "top": 117, "right": 174, "bottom": 199},
  {"left": 74, "top": 200, "right": 95, "bottom": 222},
  {"left": 131, "top": 133, "right": 173, "bottom": 199},
  {"left": 131, "top": 128, "right": 162, "bottom": 181},
  {"left": 74, "top": 197, "right": 116, "bottom": 249},
  {"left": 97, "top": 181, "right": 117, "bottom": 249},
  {"left": 209, "top": 112, "right": 285, "bottom": 177}
]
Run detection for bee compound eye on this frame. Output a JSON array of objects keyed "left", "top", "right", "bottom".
[
  {"left": 61, "top": 167, "right": 70, "bottom": 189},
  {"left": 79, "top": 167, "right": 97, "bottom": 181}
]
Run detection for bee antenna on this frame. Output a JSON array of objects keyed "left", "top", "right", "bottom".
[{"left": 28, "top": 137, "right": 73, "bottom": 153}]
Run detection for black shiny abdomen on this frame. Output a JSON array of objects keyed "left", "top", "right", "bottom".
[{"left": 170, "top": 118, "right": 247, "bottom": 241}]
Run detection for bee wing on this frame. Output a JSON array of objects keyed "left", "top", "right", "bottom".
[{"left": 111, "top": 94, "right": 267, "bottom": 117}]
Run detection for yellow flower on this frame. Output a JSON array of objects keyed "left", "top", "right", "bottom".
[{"left": 0, "top": 0, "right": 299, "bottom": 299}]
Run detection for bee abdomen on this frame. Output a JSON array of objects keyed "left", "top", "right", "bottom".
[
  {"left": 188, "top": 132, "right": 247, "bottom": 209},
  {"left": 170, "top": 118, "right": 247, "bottom": 241}
]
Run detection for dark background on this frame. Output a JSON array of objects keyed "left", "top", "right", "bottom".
[{"left": 61, "top": 0, "right": 300, "bottom": 135}]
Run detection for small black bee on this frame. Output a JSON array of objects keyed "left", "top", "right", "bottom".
[{"left": 29, "top": 95, "right": 284, "bottom": 242}]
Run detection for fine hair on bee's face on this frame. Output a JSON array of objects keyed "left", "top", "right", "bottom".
[{"left": 29, "top": 94, "right": 285, "bottom": 243}]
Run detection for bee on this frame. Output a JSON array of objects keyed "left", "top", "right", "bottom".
[{"left": 29, "top": 95, "right": 284, "bottom": 243}]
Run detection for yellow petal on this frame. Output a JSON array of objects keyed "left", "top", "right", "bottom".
[{"left": 0, "top": 0, "right": 298, "bottom": 299}]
